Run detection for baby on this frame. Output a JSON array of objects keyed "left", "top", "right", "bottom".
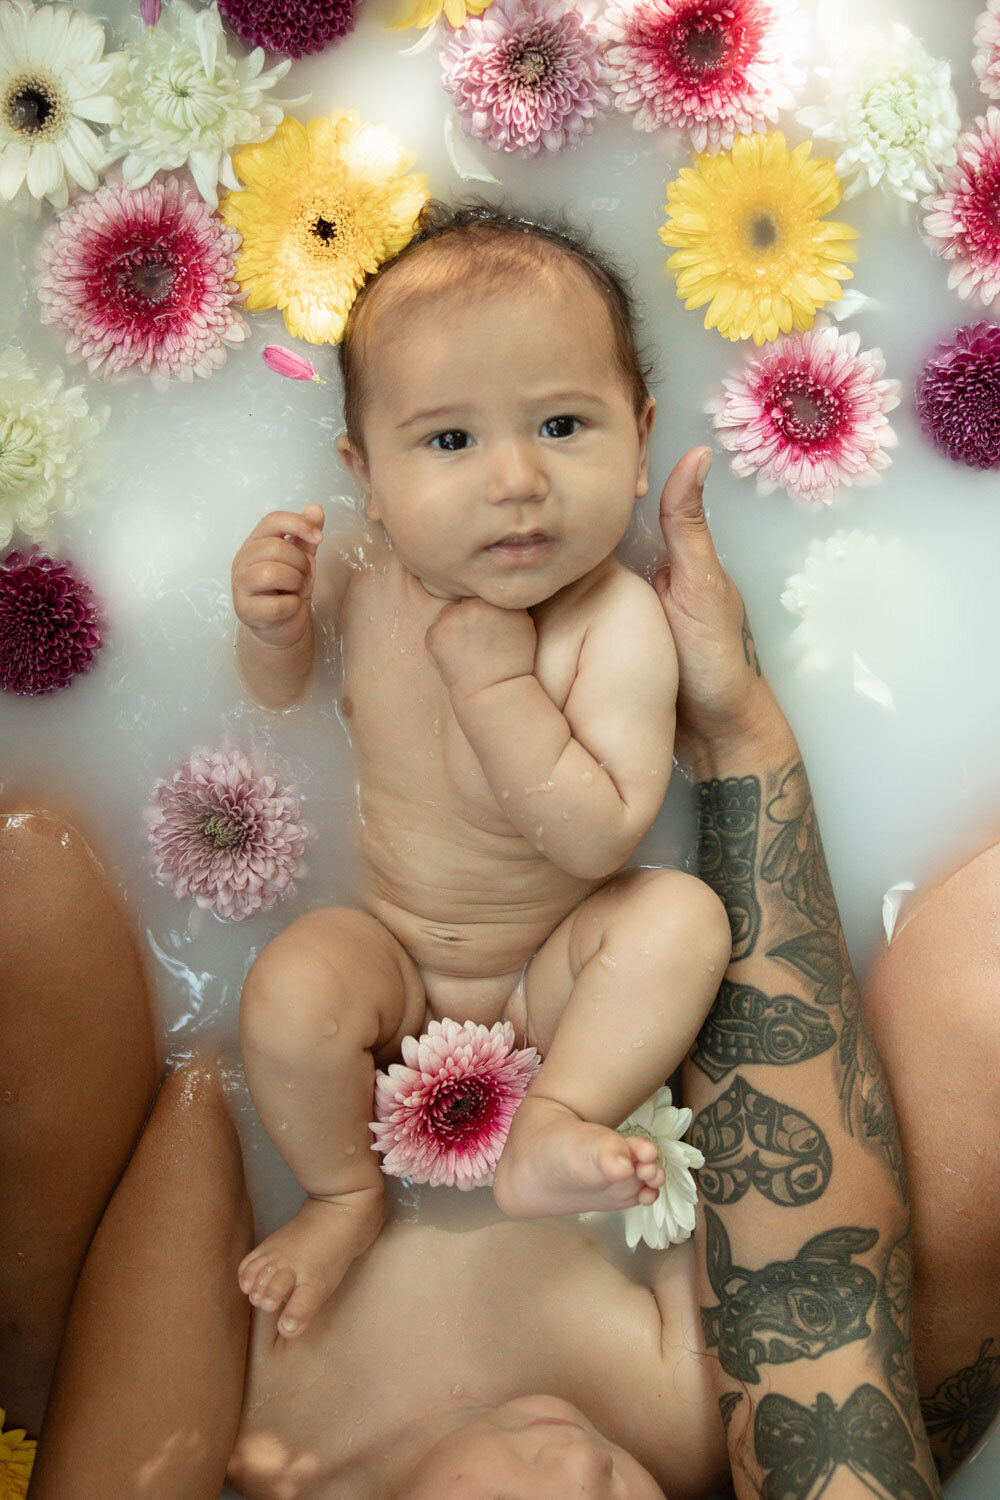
[{"left": 231, "top": 205, "right": 731, "bottom": 1339}]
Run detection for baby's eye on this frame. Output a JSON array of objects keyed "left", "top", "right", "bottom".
[
  {"left": 429, "top": 430, "right": 471, "bottom": 451},
  {"left": 540, "top": 416, "right": 582, "bottom": 439}
]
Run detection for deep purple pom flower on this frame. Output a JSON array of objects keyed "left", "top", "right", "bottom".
[
  {"left": 914, "top": 323, "right": 1000, "bottom": 469},
  {"left": 0, "top": 551, "right": 104, "bottom": 696},
  {"left": 217, "top": 0, "right": 360, "bottom": 57}
]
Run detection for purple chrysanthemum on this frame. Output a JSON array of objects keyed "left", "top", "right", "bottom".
[
  {"left": 441, "top": 0, "right": 612, "bottom": 156},
  {"left": 914, "top": 323, "right": 1000, "bottom": 469},
  {"left": 147, "top": 748, "right": 309, "bottom": 921},
  {"left": 0, "top": 550, "right": 104, "bottom": 696},
  {"left": 217, "top": 0, "right": 360, "bottom": 56}
]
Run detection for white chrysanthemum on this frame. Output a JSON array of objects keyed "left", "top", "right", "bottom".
[
  {"left": 781, "top": 529, "right": 910, "bottom": 681},
  {"left": 974, "top": 0, "right": 1000, "bottom": 101},
  {"left": 0, "top": 346, "right": 107, "bottom": 549},
  {"left": 797, "top": 24, "right": 959, "bottom": 205},
  {"left": 106, "top": 0, "right": 296, "bottom": 210},
  {"left": 618, "top": 1085, "right": 703, "bottom": 1250},
  {"left": 0, "top": 0, "right": 125, "bottom": 210}
]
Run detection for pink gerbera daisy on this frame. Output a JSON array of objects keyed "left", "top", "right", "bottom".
[
  {"left": 974, "top": 0, "right": 1000, "bottom": 100},
  {"left": 707, "top": 322, "right": 901, "bottom": 504},
  {"left": 602, "top": 0, "right": 803, "bottom": 151},
  {"left": 914, "top": 323, "right": 1000, "bottom": 469},
  {"left": 371, "top": 1018, "right": 540, "bottom": 1189},
  {"left": 922, "top": 108, "right": 1000, "bottom": 309},
  {"left": 147, "top": 747, "right": 309, "bottom": 921},
  {"left": 441, "top": 0, "right": 612, "bottom": 156},
  {"left": 35, "top": 177, "right": 247, "bottom": 384}
]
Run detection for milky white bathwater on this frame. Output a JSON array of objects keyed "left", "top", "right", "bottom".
[{"left": 1, "top": 0, "right": 997, "bottom": 1488}]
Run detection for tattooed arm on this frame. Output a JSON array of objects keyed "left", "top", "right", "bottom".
[{"left": 654, "top": 450, "right": 941, "bottom": 1500}]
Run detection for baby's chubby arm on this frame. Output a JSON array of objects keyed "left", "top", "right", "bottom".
[
  {"left": 425, "top": 573, "right": 678, "bottom": 879},
  {"left": 232, "top": 504, "right": 325, "bottom": 710}
]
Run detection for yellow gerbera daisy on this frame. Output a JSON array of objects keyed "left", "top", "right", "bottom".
[
  {"left": 659, "top": 131, "right": 858, "bottom": 346},
  {"left": 219, "top": 112, "right": 428, "bottom": 345},
  {"left": 387, "top": 0, "right": 493, "bottom": 30},
  {"left": 0, "top": 1409, "right": 35, "bottom": 1500}
]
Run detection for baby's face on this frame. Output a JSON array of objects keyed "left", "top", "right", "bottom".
[{"left": 340, "top": 273, "right": 654, "bottom": 608}]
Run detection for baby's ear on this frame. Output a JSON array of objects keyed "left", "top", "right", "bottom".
[
  {"left": 635, "top": 397, "right": 656, "bottom": 500},
  {"left": 336, "top": 434, "right": 377, "bottom": 516}
]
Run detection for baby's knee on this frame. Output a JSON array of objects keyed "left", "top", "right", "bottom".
[{"left": 629, "top": 868, "right": 731, "bottom": 967}]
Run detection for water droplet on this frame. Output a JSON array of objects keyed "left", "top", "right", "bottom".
[
  {"left": 344, "top": 1144, "right": 357, "bottom": 1155},
  {"left": 600, "top": 953, "right": 617, "bottom": 970},
  {"left": 560, "top": 810, "right": 570, "bottom": 821},
  {"left": 631, "top": 1039, "right": 646, "bottom": 1050},
  {"left": 279, "top": 1121, "right": 289, "bottom": 1132},
  {"left": 535, "top": 841, "right": 545, "bottom": 851},
  {"left": 535, "top": 825, "right": 544, "bottom": 837},
  {"left": 451, "top": 1384, "right": 462, "bottom": 1396},
  {"left": 324, "top": 1019, "right": 340, "bottom": 1037},
  {"left": 1, "top": 1089, "right": 16, "bottom": 1105},
  {"left": 284, "top": 1080, "right": 296, "bottom": 1090},
  {"left": 581, "top": 770, "right": 593, "bottom": 786},
  {"left": 432, "top": 718, "right": 441, "bottom": 736},
  {"left": 501, "top": 789, "right": 510, "bottom": 799}
]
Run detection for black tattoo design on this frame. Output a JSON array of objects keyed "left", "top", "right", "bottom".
[
  {"left": 692, "top": 1076, "right": 831, "bottom": 1208},
  {"left": 719, "top": 1391, "right": 744, "bottom": 1432},
  {"left": 761, "top": 764, "right": 839, "bottom": 931},
  {"left": 700, "top": 1206, "right": 877, "bottom": 1383},
  {"left": 922, "top": 1337, "right": 1000, "bottom": 1469},
  {"left": 755, "top": 1385, "right": 934, "bottom": 1500},
  {"left": 690, "top": 978, "right": 836, "bottom": 1083},
  {"left": 876, "top": 1231, "right": 922, "bottom": 1431},
  {"left": 696, "top": 777, "right": 762, "bottom": 960},
  {"left": 741, "top": 607, "right": 762, "bottom": 678}
]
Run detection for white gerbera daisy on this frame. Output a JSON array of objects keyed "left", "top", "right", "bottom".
[
  {"left": 0, "top": 346, "right": 107, "bottom": 549},
  {"left": 0, "top": 0, "right": 125, "bottom": 210},
  {"left": 797, "top": 23, "right": 959, "bottom": 206},
  {"left": 106, "top": 0, "right": 297, "bottom": 211},
  {"left": 618, "top": 1085, "right": 703, "bottom": 1250}
]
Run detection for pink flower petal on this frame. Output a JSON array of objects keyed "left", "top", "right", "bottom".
[{"left": 262, "top": 345, "right": 326, "bottom": 382}]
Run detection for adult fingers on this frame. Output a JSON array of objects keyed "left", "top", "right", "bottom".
[{"left": 657, "top": 447, "right": 718, "bottom": 574}]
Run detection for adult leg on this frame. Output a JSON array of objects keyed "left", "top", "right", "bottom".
[{"left": 864, "top": 845, "right": 1000, "bottom": 1478}]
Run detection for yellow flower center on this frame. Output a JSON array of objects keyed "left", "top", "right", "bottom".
[{"left": 3, "top": 70, "right": 65, "bottom": 140}]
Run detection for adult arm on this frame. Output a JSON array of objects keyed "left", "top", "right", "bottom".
[{"left": 659, "top": 450, "right": 941, "bottom": 1499}]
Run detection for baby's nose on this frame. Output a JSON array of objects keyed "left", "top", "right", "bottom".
[{"left": 484, "top": 439, "right": 547, "bottom": 504}]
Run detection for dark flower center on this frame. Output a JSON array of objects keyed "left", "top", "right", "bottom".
[
  {"left": 770, "top": 371, "right": 842, "bottom": 445},
  {"left": 430, "top": 1077, "right": 495, "bottom": 1140},
  {"left": 313, "top": 215, "right": 338, "bottom": 243},
  {"left": 749, "top": 213, "right": 778, "bottom": 250},
  {"left": 681, "top": 21, "right": 729, "bottom": 72},
  {"left": 201, "top": 811, "right": 248, "bottom": 850},
  {"left": 10, "top": 83, "right": 53, "bottom": 133},
  {"left": 510, "top": 43, "right": 552, "bottom": 87},
  {"left": 112, "top": 248, "right": 180, "bottom": 309}
]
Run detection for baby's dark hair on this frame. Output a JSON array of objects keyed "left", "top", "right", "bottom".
[{"left": 338, "top": 200, "right": 655, "bottom": 456}]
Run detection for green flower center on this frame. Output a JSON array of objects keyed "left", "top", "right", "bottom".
[
  {"left": 0, "top": 412, "right": 43, "bottom": 492},
  {"left": 146, "top": 55, "right": 231, "bottom": 131},
  {"left": 860, "top": 76, "right": 921, "bottom": 147},
  {"left": 200, "top": 812, "right": 247, "bottom": 850},
  {"left": 510, "top": 43, "right": 553, "bottom": 88}
]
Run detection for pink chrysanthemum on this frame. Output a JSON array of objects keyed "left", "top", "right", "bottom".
[
  {"left": 35, "top": 177, "right": 247, "bottom": 385},
  {"left": 0, "top": 550, "right": 103, "bottom": 696},
  {"left": 922, "top": 109, "right": 1000, "bottom": 309},
  {"left": 217, "top": 0, "right": 359, "bottom": 56},
  {"left": 707, "top": 323, "right": 901, "bottom": 504},
  {"left": 147, "top": 748, "right": 309, "bottom": 921},
  {"left": 602, "top": 0, "right": 802, "bottom": 151},
  {"left": 914, "top": 323, "right": 1000, "bottom": 470},
  {"left": 974, "top": 0, "right": 1000, "bottom": 100},
  {"left": 371, "top": 1018, "right": 540, "bottom": 1189},
  {"left": 441, "top": 0, "right": 612, "bottom": 156}
]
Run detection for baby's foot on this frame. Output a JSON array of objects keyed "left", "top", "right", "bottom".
[
  {"left": 492, "top": 1095, "right": 665, "bottom": 1220},
  {"left": 238, "top": 1186, "right": 384, "bottom": 1338}
]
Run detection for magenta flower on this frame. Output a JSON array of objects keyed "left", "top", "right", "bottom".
[
  {"left": 707, "top": 323, "right": 901, "bottom": 505},
  {"left": 371, "top": 1018, "right": 540, "bottom": 1189},
  {"left": 147, "top": 748, "right": 309, "bottom": 921},
  {"left": 217, "top": 0, "right": 359, "bottom": 56},
  {"left": 0, "top": 550, "right": 103, "bottom": 696},
  {"left": 36, "top": 177, "right": 247, "bottom": 385},
  {"left": 262, "top": 345, "right": 325, "bottom": 382},
  {"left": 974, "top": 0, "right": 1000, "bottom": 101},
  {"left": 602, "top": 0, "right": 803, "bottom": 152},
  {"left": 922, "top": 108, "right": 1000, "bottom": 310},
  {"left": 441, "top": 0, "right": 612, "bottom": 156},
  {"left": 914, "top": 323, "right": 1000, "bottom": 470}
]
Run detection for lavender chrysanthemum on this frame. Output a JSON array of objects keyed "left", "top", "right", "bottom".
[
  {"left": 147, "top": 748, "right": 309, "bottom": 921},
  {"left": 0, "top": 549, "right": 103, "bottom": 695},
  {"left": 914, "top": 323, "right": 1000, "bottom": 469},
  {"left": 441, "top": 0, "right": 612, "bottom": 156},
  {"left": 217, "top": 0, "right": 360, "bottom": 56}
]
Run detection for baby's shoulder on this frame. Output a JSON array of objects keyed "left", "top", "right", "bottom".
[{"left": 569, "top": 558, "right": 671, "bottom": 645}]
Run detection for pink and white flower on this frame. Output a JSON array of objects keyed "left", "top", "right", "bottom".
[
  {"left": 441, "top": 0, "right": 612, "bottom": 156},
  {"left": 973, "top": 0, "right": 1000, "bottom": 101},
  {"left": 147, "top": 747, "right": 309, "bottom": 921},
  {"left": 922, "top": 108, "right": 1000, "bottom": 310},
  {"left": 371, "top": 1018, "right": 540, "bottom": 1189},
  {"left": 707, "top": 322, "right": 901, "bottom": 505},
  {"left": 602, "top": 0, "right": 803, "bottom": 152},
  {"left": 36, "top": 176, "right": 247, "bottom": 385}
]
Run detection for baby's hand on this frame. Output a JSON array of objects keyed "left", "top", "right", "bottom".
[
  {"left": 232, "top": 505, "right": 324, "bottom": 650},
  {"left": 425, "top": 598, "right": 536, "bottom": 697}
]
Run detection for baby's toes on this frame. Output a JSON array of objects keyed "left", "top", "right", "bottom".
[
  {"left": 636, "top": 1183, "right": 660, "bottom": 1206},
  {"left": 238, "top": 1250, "right": 270, "bottom": 1295},
  {"left": 634, "top": 1157, "right": 665, "bottom": 1189},
  {"left": 597, "top": 1136, "right": 637, "bottom": 1183},
  {"left": 253, "top": 1262, "right": 297, "bottom": 1311},
  {"left": 278, "top": 1274, "right": 328, "bottom": 1339}
]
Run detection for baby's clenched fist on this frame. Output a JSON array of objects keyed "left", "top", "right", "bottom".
[
  {"left": 425, "top": 597, "right": 537, "bottom": 698},
  {"left": 232, "top": 505, "right": 324, "bottom": 651}
]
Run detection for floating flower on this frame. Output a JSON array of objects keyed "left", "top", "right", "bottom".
[
  {"left": 914, "top": 323, "right": 1000, "bottom": 470},
  {"left": 262, "top": 344, "right": 325, "bottom": 382},
  {"left": 0, "top": 347, "right": 105, "bottom": 549},
  {"left": 147, "top": 747, "right": 309, "bottom": 922},
  {"left": 139, "top": 0, "right": 161, "bottom": 27},
  {"left": 0, "top": 0, "right": 125, "bottom": 210},
  {"left": 603, "top": 0, "right": 803, "bottom": 153},
  {"left": 106, "top": 0, "right": 294, "bottom": 211},
  {"left": 218, "top": 0, "right": 361, "bottom": 57},
  {"left": 36, "top": 175, "right": 247, "bottom": 385},
  {"left": 922, "top": 109, "right": 1000, "bottom": 310},
  {"left": 0, "top": 1407, "right": 34, "bottom": 1500},
  {"left": 219, "top": 110, "right": 427, "bottom": 344},
  {"left": 974, "top": 0, "right": 1000, "bottom": 101},
  {"left": 781, "top": 531, "right": 908, "bottom": 676},
  {"left": 0, "top": 549, "right": 103, "bottom": 696},
  {"left": 618, "top": 1086, "right": 702, "bottom": 1249},
  {"left": 659, "top": 130, "right": 857, "bottom": 344},
  {"left": 706, "top": 322, "right": 900, "bottom": 504},
  {"left": 371, "top": 1018, "right": 540, "bottom": 1189},
  {"left": 797, "top": 24, "right": 959, "bottom": 205},
  {"left": 388, "top": 0, "right": 494, "bottom": 31},
  {"left": 441, "top": 0, "right": 612, "bottom": 156}
]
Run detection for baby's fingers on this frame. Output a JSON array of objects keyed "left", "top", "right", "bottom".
[
  {"left": 241, "top": 559, "right": 314, "bottom": 598},
  {"left": 247, "top": 508, "right": 324, "bottom": 556}
]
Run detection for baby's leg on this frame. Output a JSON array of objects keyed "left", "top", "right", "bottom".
[
  {"left": 239, "top": 908, "right": 425, "bottom": 1338},
  {"left": 493, "top": 868, "right": 730, "bottom": 1220}
]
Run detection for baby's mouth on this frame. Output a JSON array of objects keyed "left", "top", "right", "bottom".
[{"left": 486, "top": 531, "right": 554, "bottom": 553}]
